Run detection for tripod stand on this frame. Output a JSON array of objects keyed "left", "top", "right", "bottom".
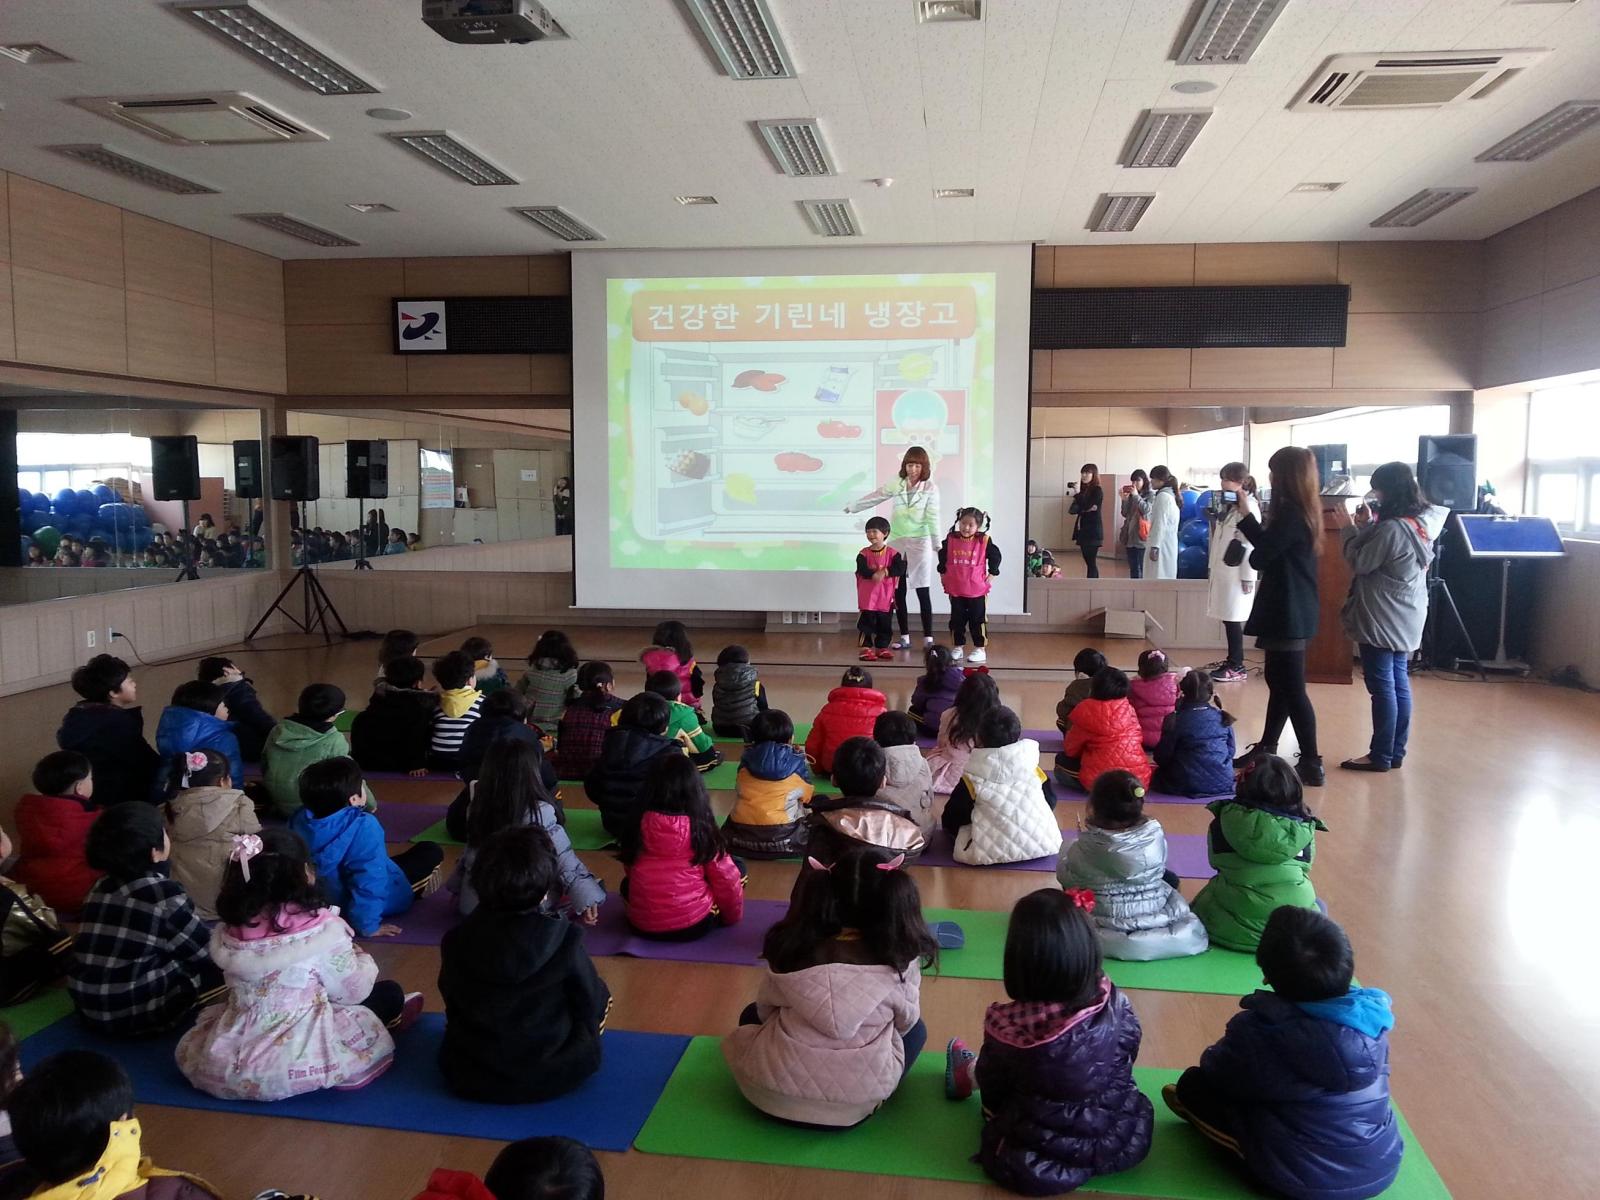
[
  {"left": 245, "top": 501, "right": 350, "bottom": 643},
  {"left": 1419, "top": 522, "right": 1486, "bottom": 679}
]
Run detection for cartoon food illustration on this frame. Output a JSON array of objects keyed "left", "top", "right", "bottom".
[
  {"left": 774, "top": 452, "right": 823, "bottom": 473},
  {"left": 816, "top": 420, "right": 862, "bottom": 439},
  {"left": 733, "top": 369, "right": 786, "bottom": 392},
  {"left": 724, "top": 473, "right": 757, "bottom": 505},
  {"left": 676, "top": 391, "right": 709, "bottom": 416},
  {"left": 898, "top": 352, "right": 934, "bottom": 382},
  {"left": 667, "top": 450, "right": 711, "bottom": 480},
  {"left": 814, "top": 364, "right": 853, "bottom": 404},
  {"left": 732, "top": 415, "right": 786, "bottom": 440}
]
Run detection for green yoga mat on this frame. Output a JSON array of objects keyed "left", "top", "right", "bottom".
[
  {"left": 925, "top": 908, "right": 1268, "bottom": 996},
  {"left": 414, "top": 807, "right": 617, "bottom": 852},
  {"left": 4, "top": 988, "right": 74, "bottom": 1041},
  {"left": 635, "top": 1038, "right": 1449, "bottom": 1199},
  {"left": 698, "top": 759, "right": 839, "bottom": 796},
  {"left": 334, "top": 709, "right": 356, "bottom": 734},
  {"left": 711, "top": 721, "right": 813, "bottom": 746}
]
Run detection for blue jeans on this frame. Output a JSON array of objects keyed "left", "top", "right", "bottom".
[
  {"left": 1127, "top": 548, "right": 1144, "bottom": 579},
  {"left": 1359, "top": 644, "right": 1412, "bottom": 767}
]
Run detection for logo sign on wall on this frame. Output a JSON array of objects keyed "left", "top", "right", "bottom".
[{"left": 395, "top": 300, "right": 448, "bottom": 351}]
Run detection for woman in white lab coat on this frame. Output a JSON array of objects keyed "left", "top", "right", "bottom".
[
  {"left": 1146, "top": 466, "right": 1181, "bottom": 581},
  {"left": 845, "top": 445, "right": 941, "bottom": 648},
  {"left": 1206, "top": 463, "right": 1258, "bottom": 682}
]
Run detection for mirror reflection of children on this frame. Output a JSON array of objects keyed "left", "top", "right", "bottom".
[
  {"left": 937, "top": 508, "right": 1001, "bottom": 665},
  {"left": 1024, "top": 539, "right": 1061, "bottom": 578},
  {"left": 844, "top": 447, "right": 940, "bottom": 650},
  {"left": 856, "top": 517, "right": 906, "bottom": 662}
]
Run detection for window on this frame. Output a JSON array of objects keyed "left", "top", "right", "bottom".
[{"left": 1528, "top": 383, "right": 1600, "bottom": 534}]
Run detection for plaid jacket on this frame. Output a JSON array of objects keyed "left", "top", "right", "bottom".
[
  {"left": 553, "top": 695, "right": 625, "bottom": 779},
  {"left": 68, "top": 871, "right": 212, "bottom": 1035}
]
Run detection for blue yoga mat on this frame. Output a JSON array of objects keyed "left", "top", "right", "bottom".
[{"left": 20, "top": 1015, "right": 688, "bottom": 1152}]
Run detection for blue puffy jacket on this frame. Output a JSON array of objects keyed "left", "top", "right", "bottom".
[
  {"left": 289, "top": 805, "right": 411, "bottom": 937},
  {"left": 1191, "top": 989, "right": 1403, "bottom": 1200},
  {"left": 154, "top": 706, "right": 243, "bottom": 795},
  {"left": 1152, "top": 701, "right": 1235, "bottom": 799}
]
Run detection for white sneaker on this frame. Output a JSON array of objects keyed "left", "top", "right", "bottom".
[
  {"left": 923, "top": 636, "right": 935, "bottom": 647},
  {"left": 950, "top": 647, "right": 965, "bottom": 661},
  {"left": 896, "top": 633, "right": 912, "bottom": 649},
  {"left": 968, "top": 648, "right": 988, "bottom": 664}
]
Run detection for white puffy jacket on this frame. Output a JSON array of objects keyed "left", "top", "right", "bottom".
[{"left": 951, "top": 740, "right": 1063, "bottom": 866}]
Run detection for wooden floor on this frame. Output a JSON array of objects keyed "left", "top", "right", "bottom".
[{"left": 4, "top": 623, "right": 1597, "bottom": 1200}]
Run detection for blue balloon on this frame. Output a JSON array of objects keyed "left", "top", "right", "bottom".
[
  {"left": 1179, "top": 518, "right": 1210, "bottom": 548},
  {"left": 1178, "top": 545, "right": 1209, "bottom": 579},
  {"left": 1195, "top": 489, "right": 1215, "bottom": 514},
  {"left": 1179, "top": 491, "right": 1199, "bottom": 523},
  {"left": 54, "top": 488, "right": 79, "bottom": 513},
  {"left": 92, "top": 484, "right": 116, "bottom": 504},
  {"left": 17, "top": 487, "right": 32, "bottom": 509},
  {"left": 66, "top": 515, "right": 93, "bottom": 534},
  {"left": 75, "top": 489, "right": 96, "bottom": 508},
  {"left": 22, "top": 511, "right": 50, "bottom": 534},
  {"left": 28, "top": 492, "right": 49, "bottom": 513}
]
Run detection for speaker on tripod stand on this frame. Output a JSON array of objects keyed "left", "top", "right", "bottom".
[
  {"left": 347, "top": 440, "right": 388, "bottom": 568},
  {"left": 249, "top": 436, "right": 349, "bottom": 643},
  {"left": 1416, "top": 435, "right": 1486, "bottom": 676}
]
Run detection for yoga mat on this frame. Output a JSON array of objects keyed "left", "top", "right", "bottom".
[
  {"left": 712, "top": 721, "right": 813, "bottom": 746},
  {"left": 334, "top": 710, "right": 355, "bottom": 734},
  {"left": 19, "top": 1016, "right": 688, "bottom": 1153},
  {"left": 241, "top": 763, "right": 460, "bottom": 785},
  {"left": 1056, "top": 778, "right": 1233, "bottom": 808},
  {"left": 918, "top": 728, "right": 1065, "bottom": 753},
  {"left": 412, "top": 806, "right": 617, "bottom": 852},
  {"left": 376, "top": 803, "right": 448, "bottom": 843},
  {"left": 3, "top": 987, "right": 73, "bottom": 1041},
  {"left": 373, "top": 887, "right": 460, "bottom": 946},
  {"left": 908, "top": 832, "right": 1210, "bottom": 878},
  {"left": 700, "top": 759, "right": 839, "bottom": 796},
  {"left": 582, "top": 897, "right": 784, "bottom": 964},
  {"left": 635, "top": 1039, "right": 1449, "bottom": 1199}
]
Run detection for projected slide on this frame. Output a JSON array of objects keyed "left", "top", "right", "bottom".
[{"left": 604, "top": 273, "right": 994, "bottom": 572}]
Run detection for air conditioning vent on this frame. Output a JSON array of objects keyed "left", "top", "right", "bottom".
[
  {"left": 1289, "top": 49, "right": 1550, "bottom": 112},
  {"left": 74, "top": 91, "right": 325, "bottom": 144},
  {"left": 799, "top": 199, "right": 860, "bottom": 237}
]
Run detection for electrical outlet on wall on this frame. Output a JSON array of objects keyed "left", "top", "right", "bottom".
[{"left": 86, "top": 629, "right": 96, "bottom": 649}]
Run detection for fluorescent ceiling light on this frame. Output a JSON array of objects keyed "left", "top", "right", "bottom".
[
  {"left": 387, "top": 131, "right": 518, "bottom": 185},
  {"left": 935, "top": 187, "right": 975, "bottom": 198},
  {"left": 1369, "top": 187, "right": 1476, "bottom": 228},
  {"left": 345, "top": 202, "right": 395, "bottom": 213},
  {"left": 1176, "top": 0, "right": 1291, "bottom": 66},
  {"left": 238, "top": 212, "right": 358, "bottom": 246},
  {"left": 681, "top": 0, "right": 795, "bottom": 80},
  {"left": 1089, "top": 193, "right": 1155, "bottom": 233},
  {"left": 675, "top": 195, "right": 719, "bottom": 205},
  {"left": 1476, "top": 100, "right": 1600, "bottom": 162},
  {"left": 49, "top": 145, "right": 219, "bottom": 195},
  {"left": 0, "top": 43, "right": 72, "bottom": 64},
  {"left": 754, "top": 119, "right": 836, "bottom": 177},
  {"left": 1291, "top": 181, "right": 1343, "bottom": 193},
  {"left": 1124, "top": 109, "right": 1211, "bottom": 167},
  {"left": 172, "top": 1, "right": 378, "bottom": 96},
  {"left": 917, "top": 1, "right": 983, "bottom": 22},
  {"left": 799, "top": 198, "right": 861, "bottom": 237},
  {"left": 513, "top": 206, "right": 605, "bottom": 242}
]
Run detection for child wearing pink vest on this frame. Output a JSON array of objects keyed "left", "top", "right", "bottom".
[
  {"left": 938, "top": 508, "right": 1002, "bottom": 665},
  {"left": 856, "top": 518, "right": 906, "bottom": 662}
]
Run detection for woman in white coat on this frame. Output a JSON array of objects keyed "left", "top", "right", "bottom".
[
  {"left": 1146, "top": 466, "right": 1181, "bottom": 581},
  {"left": 845, "top": 445, "right": 941, "bottom": 649},
  {"left": 1206, "top": 463, "right": 1258, "bottom": 683}
]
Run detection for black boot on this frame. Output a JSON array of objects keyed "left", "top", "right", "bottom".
[
  {"left": 1296, "top": 755, "right": 1325, "bottom": 788},
  {"left": 1233, "top": 742, "right": 1276, "bottom": 770}
]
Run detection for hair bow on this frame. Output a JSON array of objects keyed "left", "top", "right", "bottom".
[
  {"left": 876, "top": 853, "right": 906, "bottom": 872},
  {"left": 230, "top": 833, "right": 264, "bottom": 882},
  {"left": 805, "top": 857, "right": 833, "bottom": 874},
  {"left": 1132, "top": 786, "right": 1146, "bottom": 799},
  {"left": 1148, "top": 650, "right": 1166, "bottom": 662},
  {"left": 1062, "top": 887, "right": 1097, "bottom": 914},
  {"left": 179, "top": 750, "right": 210, "bottom": 789}
]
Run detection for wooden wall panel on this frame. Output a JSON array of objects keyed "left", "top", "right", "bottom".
[
  {"left": 1049, "top": 348, "right": 1190, "bottom": 391},
  {"left": 403, "top": 256, "right": 528, "bottom": 296},
  {"left": 286, "top": 323, "right": 406, "bottom": 393},
  {"left": 0, "top": 263, "right": 14, "bottom": 362},
  {"left": 123, "top": 213, "right": 212, "bottom": 308},
  {"left": 1190, "top": 347, "right": 1333, "bottom": 389},
  {"left": 1477, "top": 297, "right": 1543, "bottom": 390},
  {"left": 127, "top": 294, "right": 215, "bottom": 384},
  {"left": 1193, "top": 242, "right": 1339, "bottom": 285},
  {"left": 406, "top": 353, "right": 532, "bottom": 393},
  {"left": 1333, "top": 312, "right": 1476, "bottom": 389},
  {"left": 1030, "top": 349, "right": 1052, "bottom": 390},
  {"left": 1541, "top": 186, "right": 1600, "bottom": 293},
  {"left": 11, "top": 267, "right": 128, "bottom": 374},
  {"left": 214, "top": 310, "right": 288, "bottom": 392},
  {"left": 284, "top": 258, "right": 402, "bottom": 324},
  {"left": 1050, "top": 245, "right": 1195, "bottom": 287},
  {"left": 0, "top": 172, "right": 9, "bottom": 262},
  {"left": 8, "top": 176, "right": 124, "bottom": 289},
  {"left": 211, "top": 241, "right": 284, "bottom": 322},
  {"left": 527, "top": 354, "right": 572, "bottom": 394},
  {"left": 527, "top": 255, "right": 570, "bottom": 295},
  {"left": 1338, "top": 242, "right": 1481, "bottom": 313},
  {"left": 1483, "top": 217, "right": 1546, "bottom": 309},
  {"left": 1536, "top": 275, "right": 1600, "bottom": 380}
]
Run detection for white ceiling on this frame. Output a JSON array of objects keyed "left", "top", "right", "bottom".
[{"left": 1, "top": 0, "right": 1599, "bottom": 258}]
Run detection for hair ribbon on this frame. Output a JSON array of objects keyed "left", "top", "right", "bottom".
[
  {"left": 180, "top": 750, "right": 208, "bottom": 788},
  {"left": 230, "top": 833, "right": 264, "bottom": 882},
  {"left": 876, "top": 853, "right": 906, "bottom": 872},
  {"left": 1062, "top": 887, "right": 1097, "bottom": 914},
  {"left": 805, "top": 856, "right": 833, "bottom": 874},
  {"left": 1132, "top": 786, "right": 1146, "bottom": 799}
]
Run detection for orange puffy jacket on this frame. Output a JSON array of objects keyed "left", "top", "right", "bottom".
[
  {"left": 804, "top": 686, "right": 888, "bottom": 775},
  {"left": 1061, "top": 698, "right": 1153, "bottom": 791},
  {"left": 11, "top": 793, "right": 100, "bottom": 912}
]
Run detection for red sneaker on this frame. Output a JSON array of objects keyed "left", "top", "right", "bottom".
[{"left": 875, "top": 648, "right": 896, "bottom": 660}]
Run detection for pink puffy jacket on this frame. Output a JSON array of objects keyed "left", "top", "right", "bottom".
[
  {"left": 1127, "top": 673, "right": 1179, "bottom": 748},
  {"left": 641, "top": 646, "right": 696, "bottom": 706},
  {"left": 623, "top": 811, "right": 744, "bottom": 935}
]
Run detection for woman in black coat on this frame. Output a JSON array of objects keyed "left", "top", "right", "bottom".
[
  {"left": 1068, "top": 463, "right": 1105, "bottom": 579},
  {"left": 1234, "top": 446, "right": 1324, "bottom": 787}
]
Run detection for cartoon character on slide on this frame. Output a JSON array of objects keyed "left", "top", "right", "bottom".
[{"left": 844, "top": 446, "right": 941, "bottom": 648}]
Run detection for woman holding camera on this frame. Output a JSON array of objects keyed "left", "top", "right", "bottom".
[
  {"left": 1068, "top": 463, "right": 1104, "bottom": 579},
  {"left": 1206, "top": 463, "right": 1258, "bottom": 684},
  {"left": 1118, "top": 470, "right": 1151, "bottom": 579}
]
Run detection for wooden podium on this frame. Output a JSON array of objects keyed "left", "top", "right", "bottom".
[{"left": 1306, "top": 497, "right": 1355, "bottom": 684}]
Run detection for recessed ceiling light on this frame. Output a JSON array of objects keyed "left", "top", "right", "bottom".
[
  {"left": 0, "top": 43, "right": 73, "bottom": 64},
  {"left": 754, "top": 119, "right": 837, "bottom": 177},
  {"left": 1089, "top": 193, "right": 1155, "bottom": 233},
  {"left": 799, "top": 198, "right": 861, "bottom": 237},
  {"left": 676, "top": 195, "right": 719, "bottom": 205},
  {"left": 238, "top": 212, "right": 358, "bottom": 247},
  {"left": 681, "top": 0, "right": 795, "bottom": 80},
  {"left": 172, "top": 1, "right": 379, "bottom": 96},
  {"left": 365, "top": 106, "right": 413, "bottom": 121},
  {"left": 387, "top": 131, "right": 518, "bottom": 186},
  {"left": 1171, "top": 79, "right": 1217, "bottom": 94},
  {"left": 917, "top": 0, "right": 983, "bottom": 22},
  {"left": 49, "top": 144, "right": 220, "bottom": 195},
  {"left": 1370, "top": 187, "right": 1476, "bottom": 228},
  {"left": 1291, "top": 181, "right": 1344, "bottom": 193},
  {"left": 1175, "top": 0, "right": 1290, "bottom": 66},
  {"left": 345, "top": 202, "right": 395, "bottom": 213},
  {"left": 1123, "top": 109, "right": 1211, "bottom": 168},
  {"left": 1476, "top": 100, "right": 1600, "bottom": 162},
  {"left": 512, "top": 206, "right": 605, "bottom": 242},
  {"left": 934, "top": 187, "right": 975, "bottom": 198}
]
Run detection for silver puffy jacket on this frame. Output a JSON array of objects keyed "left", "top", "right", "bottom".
[{"left": 1056, "top": 820, "right": 1208, "bottom": 962}]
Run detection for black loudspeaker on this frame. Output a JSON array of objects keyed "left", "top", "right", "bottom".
[
  {"left": 1418, "top": 435, "right": 1477, "bottom": 511},
  {"left": 0, "top": 411, "right": 19, "bottom": 568},
  {"left": 1307, "top": 444, "right": 1349, "bottom": 493},
  {"left": 150, "top": 435, "right": 201, "bottom": 501},
  {"left": 269, "top": 436, "right": 320, "bottom": 502},
  {"left": 233, "top": 440, "right": 262, "bottom": 499},
  {"left": 346, "top": 440, "right": 388, "bottom": 499}
]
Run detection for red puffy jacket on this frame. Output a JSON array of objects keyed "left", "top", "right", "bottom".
[
  {"left": 411, "top": 1169, "right": 495, "bottom": 1200},
  {"left": 11, "top": 793, "right": 100, "bottom": 912},
  {"left": 804, "top": 687, "right": 888, "bottom": 774},
  {"left": 624, "top": 811, "right": 745, "bottom": 935},
  {"left": 1061, "top": 698, "right": 1152, "bottom": 791}
]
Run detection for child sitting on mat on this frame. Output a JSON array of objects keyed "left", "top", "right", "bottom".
[
  {"left": 554, "top": 661, "right": 624, "bottom": 781},
  {"left": 908, "top": 643, "right": 963, "bottom": 735},
  {"left": 1128, "top": 648, "right": 1179, "bottom": 749},
  {"left": 262, "top": 684, "right": 374, "bottom": 819},
  {"left": 1, "top": 826, "right": 73, "bottom": 1006},
  {"left": 1163, "top": 906, "right": 1402, "bottom": 1200},
  {"left": 585, "top": 692, "right": 682, "bottom": 845},
  {"left": 1060, "top": 667, "right": 1152, "bottom": 792},
  {"left": 9, "top": 1051, "right": 226, "bottom": 1200},
  {"left": 926, "top": 672, "right": 1001, "bottom": 794},
  {"left": 68, "top": 803, "right": 223, "bottom": 1037},
  {"left": 940, "top": 707, "right": 1061, "bottom": 867},
  {"left": 195, "top": 657, "right": 277, "bottom": 764},
  {"left": 724, "top": 844, "right": 936, "bottom": 1130},
  {"left": 154, "top": 681, "right": 242, "bottom": 798},
  {"left": 644, "top": 670, "right": 723, "bottom": 771},
  {"left": 723, "top": 709, "right": 814, "bottom": 860},
  {"left": 440, "top": 827, "right": 612, "bottom": 1104},
  {"left": 163, "top": 749, "right": 260, "bottom": 922},
  {"left": 945, "top": 888, "right": 1153, "bottom": 1193},
  {"left": 620, "top": 755, "right": 744, "bottom": 941},
  {"left": 373, "top": 628, "right": 421, "bottom": 694},
  {"left": 177, "top": 828, "right": 419, "bottom": 1100},
  {"left": 352, "top": 655, "right": 439, "bottom": 778},
  {"left": 710, "top": 644, "right": 769, "bottom": 740},
  {"left": 806, "top": 737, "right": 926, "bottom": 864},
  {"left": 457, "top": 689, "right": 558, "bottom": 789},
  {"left": 289, "top": 758, "right": 444, "bottom": 940},
  {"left": 451, "top": 740, "right": 604, "bottom": 924},
  {"left": 56, "top": 654, "right": 161, "bottom": 808},
  {"left": 873, "top": 711, "right": 934, "bottom": 835},
  {"left": 463, "top": 636, "right": 510, "bottom": 696},
  {"left": 1191, "top": 755, "right": 1324, "bottom": 952},
  {"left": 1053, "top": 648, "right": 1107, "bottom": 778},
  {"left": 1056, "top": 770, "right": 1207, "bottom": 961},
  {"left": 411, "top": 1137, "right": 605, "bottom": 1200},
  {"left": 803, "top": 666, "right": 887, "bottom": 777},
  {"left": 430, "top": 651, "right": 487, "bottom": 772},
  {"left": 515, "top": 629, "right": 580, "bottom": 732},
  {"left": 1152, "top": 670, "right": 1237, "bottom": 799},
  {"left": 10, "top": 751, "right": 98, "bottom": 913},
  {"left": 640, "top": 619, "right": 704, "bottom": 709}
]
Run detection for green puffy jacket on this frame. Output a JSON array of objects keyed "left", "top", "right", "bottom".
[
  {"left": 1190, "top": 799, "right": 1325, "bottom": 952},
  {"left": 261, "top": 718, "right": 375, "bottom": 818}
]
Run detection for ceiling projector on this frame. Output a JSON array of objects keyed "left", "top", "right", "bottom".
[{"left": 421, "top": 0, "right": 566, "bottom": 45}]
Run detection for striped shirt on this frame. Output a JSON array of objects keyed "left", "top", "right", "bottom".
[
  {"left": 68, "top": 872, "right": 211, "bottom": 1035},
  {"left": 431, "top": 694, "right": 485, "bottom": 761}
]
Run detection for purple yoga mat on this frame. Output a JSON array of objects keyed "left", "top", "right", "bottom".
[
  {"left": 372, "top": 887, "right": 459, "bottom": 946},
  {"left": 916, "top": 830, "right": 1213, "bottom": 878},
  {"left": 917, "top": 728, "right": 1065, "bottom": 752},
  {"left": 376, "top": 803, "right": 448, "bottom": 843},
  {"left": 581, "top": 897, "right": 784, "bottom": 965}
]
